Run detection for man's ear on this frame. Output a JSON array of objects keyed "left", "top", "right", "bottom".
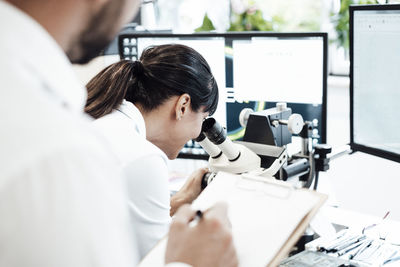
[{"left": 175, "top": 94, "right": 191, "bottom": 121}]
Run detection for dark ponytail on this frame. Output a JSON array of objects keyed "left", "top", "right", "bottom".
[
  {"left": 85, "top": 60, "right": 143, "bottom": 119},
  {"left": 85, "top": 44, "right": 219, "bottom": 118}
]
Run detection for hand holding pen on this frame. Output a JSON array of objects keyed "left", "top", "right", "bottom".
[{"left": 165, "top": 202, "right": 238, "bottom": 267}]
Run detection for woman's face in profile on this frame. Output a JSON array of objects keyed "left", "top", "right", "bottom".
[{"left": 166, "top": 107, "right": 209, "bottom": 160}]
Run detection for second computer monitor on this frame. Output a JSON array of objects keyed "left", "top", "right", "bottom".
[{"left": 350, "top": 4, "right": 400, "bottom": 162}]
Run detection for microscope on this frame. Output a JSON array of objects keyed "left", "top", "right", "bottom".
[
  {"left": 196, "top": 102, "right": 332, "bottom": 253},
  {"left": 196, "top": 102, "right": 332, "bottom": 191}
]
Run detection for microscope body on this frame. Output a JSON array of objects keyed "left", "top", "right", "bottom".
[
  {"left": 243, "top": 106, "right": 292, "bottom": 147},
  {"left": 196, "top": 103, "right": 330, "bottom": 189}
]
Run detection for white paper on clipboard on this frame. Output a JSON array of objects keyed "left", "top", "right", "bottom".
[{"left": 138, "top": 171, "right": 327, "bottom": 267}]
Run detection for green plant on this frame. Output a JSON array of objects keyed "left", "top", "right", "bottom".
[
  {"left": 331, "top": 0, "right": 379, "bottom": 50},
  {"left": 195, "top": 2, "right": 322, "bottom": 33},
  {"left": 195, "top": 14, "right": 216, "bottom": 32},
  {"left": 195, "top": 5, "right": 274, "bottom": 32},
  {"left": 228, "top": 7, "right": 273, "bottom": 31}
]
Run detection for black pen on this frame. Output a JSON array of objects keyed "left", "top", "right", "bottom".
[
  {"left": 189, "top": 210, "right": 203, "bottom": 227},
  {"left": 196, "top": 210, "right": 203, "bottom": 219}
]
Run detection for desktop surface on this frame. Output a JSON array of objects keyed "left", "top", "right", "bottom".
[{"left": 318, "top": 151, "right": 400, "bottom": 222}]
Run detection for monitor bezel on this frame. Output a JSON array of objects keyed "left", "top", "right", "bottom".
[
  {"left": 119, "top": 31, "right": 328, "bottom": 143},
  {"left": 350, "top": 4, "right": 400, "bottom": 163}
]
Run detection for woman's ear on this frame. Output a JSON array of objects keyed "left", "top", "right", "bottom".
[{"left": 175, "top": 94, "right": 191, "bottom": 121}]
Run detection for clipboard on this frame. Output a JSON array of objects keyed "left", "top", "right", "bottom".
[{"left": 138, "top": 171, "right": 327, "bottom": 267}]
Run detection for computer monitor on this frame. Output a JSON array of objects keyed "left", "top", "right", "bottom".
[
  {"left": 350, "top": 4, "right": 400, "bottom": 163},
  {"left": 222, "top": 33, "right": 327, "bottom": 144},
  {"left": 118, "top": 32, "right": 327, "bottom": 157}
]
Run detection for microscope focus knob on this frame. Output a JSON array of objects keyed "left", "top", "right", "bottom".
[
  {"left": 287, "top": 114, "right": 304, "bottom": 134},
  {"left": 314, "top": 144, "right": 332, "bottom": 158},
  {"left": 314, "top": 144, "right": 332, "bottom": 172},
  {"left": 239, "top": 108, "right": 254, "bottom": 127}
]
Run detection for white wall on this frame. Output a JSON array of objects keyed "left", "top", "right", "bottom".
[{"left": 73, "top": 55, "right": 120, "bottom": 85}]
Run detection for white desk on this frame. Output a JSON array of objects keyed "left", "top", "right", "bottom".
[
  {"left": 317, "top": 152, "right": 400, "bottom": 221},
  {"left": 320, "top": 206, "right": 400, "bottom": 244}
]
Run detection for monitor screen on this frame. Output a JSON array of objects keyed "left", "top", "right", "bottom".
[
  {"left": 350, "top": 5, "right": 400, "bottom": 162},
  {"left": 232, "top": 38, "right": 323, "bottom": 104},
  {"left": 223, "top": 34, "right": 326, "bottom": 144}
]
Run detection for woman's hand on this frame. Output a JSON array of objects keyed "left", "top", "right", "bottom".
[{"left": 170, "top": 168, "right": 209, "bottom": 216}]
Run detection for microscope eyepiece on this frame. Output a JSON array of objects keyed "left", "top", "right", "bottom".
[
  {"left": 202, "top": 118, "right": 226, "bottom": 145},
  {"left": 195, "top": 117, "right": 262, "bottom": 179},
  {"left": 194, "top": 129, "right": 222, "bottom": 159},
  {"left": 194, "top": 132, "right": 206, "bottom": 143},
  {"left": 201, "top": 118, "right": 241, "bottom": 162}
]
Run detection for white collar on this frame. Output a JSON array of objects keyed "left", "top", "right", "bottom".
[
  {"left": 0, "top": 1, "right": 86, "bottom": 113},
  {"left": 117, "top": 100, "right": 147, "bottom": 138}
]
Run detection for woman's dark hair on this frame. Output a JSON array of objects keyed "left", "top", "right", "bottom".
[{"left": 85, "top": 44, "right": 218, "bottom": 119}]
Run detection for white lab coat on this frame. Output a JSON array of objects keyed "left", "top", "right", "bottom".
[
  {"left": 0, "top": 1, "right": 187, "bottom": 266},
  {"left": 93, "top": 100, "right": 172, "bottom": 259}
]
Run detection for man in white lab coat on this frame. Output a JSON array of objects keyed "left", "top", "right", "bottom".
[{"left": 0, "top": 0, "right": 237, "bottom": 266}]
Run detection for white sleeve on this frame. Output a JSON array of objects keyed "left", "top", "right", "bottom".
[
  {"left": 124, "top": 154, "right": 172, "bottom": 259},
  {"left": 0, "top": 145, "right": 139, "bottom": 267}
]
